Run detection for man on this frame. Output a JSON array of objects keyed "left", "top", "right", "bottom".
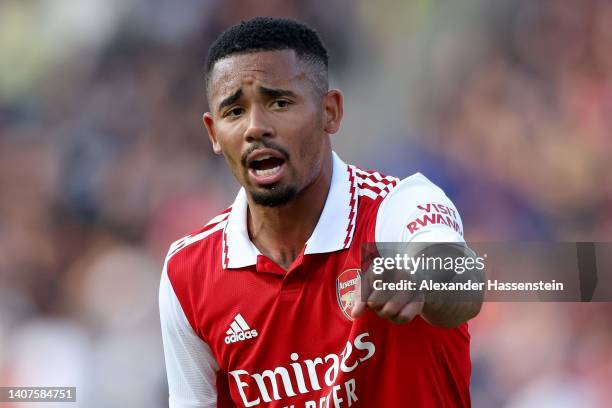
[{"left": 160, "top": 17, "right": 481, "bottom": 407}]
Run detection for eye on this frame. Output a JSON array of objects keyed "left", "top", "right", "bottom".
[
  {"left": 272, "top": 99, "right": 291, "bottom": 109},
  {"left": 224, "top": 106, "right": 244, "bottom": 118}
]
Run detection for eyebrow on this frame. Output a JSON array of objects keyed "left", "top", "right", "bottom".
[
  {"left": 217, "top": 87, "right": 296, "bottom": 113},
  {"left": 258, "top": 87, "right": 296, "bottom": 98},
  {"left": 218, "top": 89, "right": 243, "bottom": 112}
]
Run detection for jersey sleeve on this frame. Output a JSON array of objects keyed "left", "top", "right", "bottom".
[
  {"left": 375, "top": 173, "right": 464, "bottom": 243},
  {"left": 159, "top": 255, "right": 219, "bottom": 408}
]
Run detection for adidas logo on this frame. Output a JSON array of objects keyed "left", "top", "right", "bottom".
[{"left": 224, "top": 313, "right": 258, "bottom": 344}]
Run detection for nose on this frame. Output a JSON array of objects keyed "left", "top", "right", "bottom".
[{"left": 244, "top": 105, "right": 274, "bottom": 142}]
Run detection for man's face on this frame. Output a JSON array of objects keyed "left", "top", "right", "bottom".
[{"left": 204, "top": 50, "right": 339, "bottom": 207}]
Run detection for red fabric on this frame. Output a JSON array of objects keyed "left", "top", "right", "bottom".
[{"left": 167, "top": 185, "right": 471, "bottom": 408}]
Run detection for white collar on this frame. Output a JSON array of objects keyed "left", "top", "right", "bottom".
[{"left": 222, "top": 151, "right": 358, "bottom": 269}]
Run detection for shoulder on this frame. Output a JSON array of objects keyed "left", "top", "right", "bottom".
[
  {"left": 160, "top": 207, "right": 232, "bottom": 337},
  {"left": 352, "top": 166, "right": 400, "bottom": 202},
  {"left": 375, "top": 172, "right": 464, "bottom": 242},
  {"left": 349, "top": 166, "right": 399, "bottom": 243},
  {"left": 378, "top": 172, "right": 449, "bottom": 214},
  {"left": 164, "top": 206, "right": 231, "bottom": 277}
]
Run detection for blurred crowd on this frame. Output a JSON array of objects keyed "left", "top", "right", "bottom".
[{"left": 0, "top": 0, "right": 610, "bottom": 406}]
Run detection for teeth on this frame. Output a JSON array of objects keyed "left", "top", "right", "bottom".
[
  {"left": 254, "top": 165, "right": 281, "bottom": 177},
  {"left": 254, "top": 154, "right": 273, "bottom": 162}
]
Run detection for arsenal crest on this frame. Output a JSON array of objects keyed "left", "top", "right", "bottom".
[{"left": 336, "top": 269, "right": 361, "bottom": 320}]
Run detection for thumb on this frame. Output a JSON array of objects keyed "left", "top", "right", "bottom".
[{"left": 351, "top": 277, "right": 366, "bottom": 318}]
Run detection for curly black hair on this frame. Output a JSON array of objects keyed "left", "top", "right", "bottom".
[{"left": 206, "top": 17, "right": 328, "bottom": 95}]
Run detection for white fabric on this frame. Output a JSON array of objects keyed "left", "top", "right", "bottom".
[
  {"left": 375, "top": 173, "right": 464, "bottom": 244},
  {"left": 304, "top": 151, "right": 354, "bottom": 254},
  {"left": 222, "top": 188, "right": 262, "bottom": 269},
  {"left": 159, "top": 256, "right": 219, "bottom": 408}
]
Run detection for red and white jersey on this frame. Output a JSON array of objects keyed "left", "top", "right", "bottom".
[{"left": 160, "top": 152, "right": 469, "bottom": 408}]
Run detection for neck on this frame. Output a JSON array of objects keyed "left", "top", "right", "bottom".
[{"left": 247, "top": 153, "right": 333, "bottom": 270}]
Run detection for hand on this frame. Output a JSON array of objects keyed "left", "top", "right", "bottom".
[{"left": 350, "top": 269, "right": 424, "bottom": 324}]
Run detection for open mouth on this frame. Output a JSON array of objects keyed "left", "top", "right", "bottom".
[
  {"left": 246, "top": 149, "right": 287, "bottom": 185},
  {"left": 249, "top": 155, "right": 285, "bottom": 177}
]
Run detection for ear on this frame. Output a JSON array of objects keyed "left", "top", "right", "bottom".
[
  {"left": 322, "top": 89, "right": 344, "bottom": 134},
  {"left": 203, "top": 112, "right": 222, "bottom": 154}
]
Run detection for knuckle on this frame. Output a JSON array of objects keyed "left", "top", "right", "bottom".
[
  {"left": 377, "top": 308, "right": 391, "bottom": 319},
  {"left": 392, "top": 317, "right": 407, "bottom": 324}
]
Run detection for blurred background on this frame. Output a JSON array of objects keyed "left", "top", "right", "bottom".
[{"left": 0, "top": 0, "right": 611, "bottom": 406}]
